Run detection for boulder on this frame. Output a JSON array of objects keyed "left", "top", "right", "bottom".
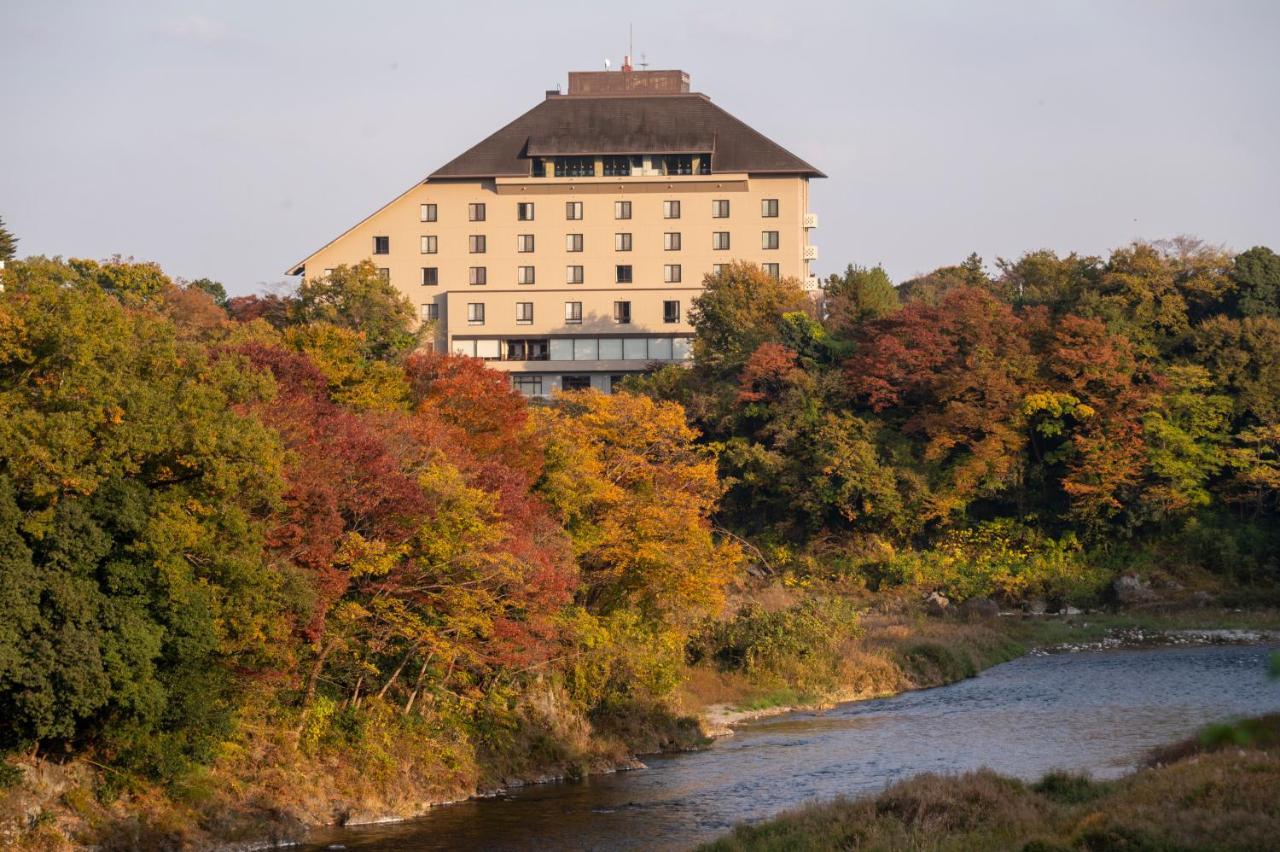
[
  {"left": 959, "top": 597, "right": 1000, "bottom": 621},
  {"left": 923, "top": 591, "right": 950, "bottom": 617},
  {"left": 1025, "top": 597, "right": 1048, "bottom": 615},
  {"left": 1113, "top": 573, "right": 1158, "bottom": 606}
]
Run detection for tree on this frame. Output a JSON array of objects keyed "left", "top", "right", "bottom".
[
  {"left": 823, "top": 264, "right": 899, "bottom": 333},
  {"left": 0, "top": 258, "right": 287, "bottom": 772},
  {"left": 994, "top": 249, "right": 1101, "bottom": 313},
  {"left": 69, "top": 255, "right": 171, "bottom": 306},
  {"left": 689, "top": 261, "right": 811, "bottom": 373},
  {"left": 1229, "top": 246, "right": 1280, "bottom": 319},
  {"left": 0, "top": 216, "right": 16, "bottom": 262},
  {"left": 294, "top": 261, "right": 417, "bottom": 360},
  {"left": 843, "top": 287, "right": 1037, "bottom": 520},
  {"left": 533, "top": 391, "right": 739, "bottom": 627},
  {"left": 187, "top": 277, "right": 229, "bottom": 308}
]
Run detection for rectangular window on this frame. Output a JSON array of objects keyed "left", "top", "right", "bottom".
[
  {"left": 566, "top": 233, "right": 583, "bottom": 252},
  {"left": 566, "top": 265, "right": 584, "bottom": 284},
  {"left": 506, "top": 339, "right": 526, "bottom": 361},
  {"left": 420, "top": 203, "right": 437, "bottom": 222},
  {"left": 377, "top": 268, "right": 390, "bottom": 282},
  {"left": 664, "top": 232, "right": 681, "bottom": 251},
  {"left": 467, "top": 303, "right": 485, "bottom": 325},
  {"left": 421, "top": 267, "right": 438, "bottom": 286},
  {"left": 663, "top": 300, "right": 680, "bottom": 323},
  {"left": 565, "top": 301, "right": 583, "bottom": 324},
  {"left": 518, "top": 265, "right": 536, "bottom": 285},
  {"left": 517, "top": 234, "right": 535, "bottom": 252},
  {"left": 614, "top": 300, "right": 631, "bottom": 324},
  {"left": 712, "top": 264, "right": 726, "bottom": 276},
  {"left": 513, "top": 375, "right": 543, "bottom": 397},
  {"left": 477, "top": 339, "right": 500, "bottom": 360},
  {"left": 603, "top": 156, "right": 631, "bottom": 177},
  {"left": 614, "top": 233, "right": 632, "bottom": 252},
  {"left": 517, "top": 202, "right": 535, "bottom": 221},
  {"left": 516, "top": 302, "right": 533, "bottom": 324},
  {"left": 762, "top": 198, "right": 779, "bottom": 218},
  {"left": 762, "top": 231, "right": 780, "bottom": 250},
  {"left": 562, "top": 375, "right": 592, "bottom": 391},
  {"left": 762, "top": 263, "right": 781, "bottom": 279},
  {"left": 373, "top": 235, "right": 390, "bottom": 254},
  {"left": 615, "top": 265, "right": 633, "bottom": 284},
  {"left": 468, "top": 203, "right": 486, "bottom": 222},
  {"left": 712, "top": 199, "right": 730, "bottom": 218},
  {"left": 661, "top": 155, "right": 693, "bottom": 176},
  {"left": 420, "top": 303, "right": 438, "bottom": 321},
  {"left": 565, "top": 201, "right": 583, "bottom": 220},
  {"left": 554, "top": 156, "right": 595, "bottom": 177},
  {"left": 469, "top": 266, "right": 487, "bottom": 286},
  {"left": 663, "top": 200, "right": 681, "bottom": 219},
  {"left": 469, "top": 234, "right": 486, "bottom": 254},
  {"left": 527, "top": 339, "right": 549, "bottom": 360},
  {"left": 600, "top": 338, "right": 622, "bottom": 359},
  {"left": 614, "top": 200, "right": 631, "bottom": 219},
  {"left": 713, "top": 232, "right": 731, "bottom": 250},
  {"left": 420, "top": 235, "right": 437, "bottom": 254},
  {"left": 609, "top": 374, "right": 625, "bottom": 392},
  {"left": 573, "top": 338, "right": 598, "bottom": 361},
  {"left": 664, "top": 264, "right": 682, "bottom": 283}
]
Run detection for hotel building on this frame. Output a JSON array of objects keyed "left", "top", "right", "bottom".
[{"left": 287, "top": 66, "right": 823, "bottom": 397}]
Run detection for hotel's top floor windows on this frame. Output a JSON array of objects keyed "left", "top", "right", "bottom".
[
  {"left": 554, "top": 156, "right": 596, "bottom": 177},
  {"left": 536, "top": 153, "right": 712, "bottom": 178}
]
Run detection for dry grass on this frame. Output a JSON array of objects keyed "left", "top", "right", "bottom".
[{"left": 701, "top": 718, "right": 1280, "bottom": 851}]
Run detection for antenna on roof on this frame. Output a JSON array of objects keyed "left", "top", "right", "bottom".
[
  {"left": 638, "top": 53, "right": 649, "bottom": 69},
  {"left": 622, "top": 23, "right": 634, "bottom": 72},
  {"left": 604, "top": 58, "right": 611, "bottom": 70}
]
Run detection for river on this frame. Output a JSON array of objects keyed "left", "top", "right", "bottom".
[{"left": 306, "top": 643, "right": 1280, "bottom": 851}]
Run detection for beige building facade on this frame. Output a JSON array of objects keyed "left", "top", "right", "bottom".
[{"left": 289, "top": 68, "right": 823, "bottom": 397}]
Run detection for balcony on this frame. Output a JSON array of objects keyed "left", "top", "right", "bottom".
[
  {"left": 803, "top": 276, "right": 820, "bottom": 292},
  {"left": 803, "top": 213, "right": 819, "bottom": 229},
  {"left": 803, "top": 244, "right": 819, "bottom": 261}
]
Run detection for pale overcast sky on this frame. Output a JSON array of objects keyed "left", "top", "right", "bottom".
[{"left": 2, "top": 0, "right": 1277, "bottom": 295}]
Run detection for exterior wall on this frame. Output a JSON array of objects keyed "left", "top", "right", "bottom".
[{"left": 295, "top": 172, "right": 814, "bottom": 392}]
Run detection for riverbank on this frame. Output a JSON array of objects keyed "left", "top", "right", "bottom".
[
  {"left": 691, "top": 607, "right": 1280, "bottom": 735},
  {"left": 700, "top": 713, "right": 1280, "bottom": 851},
  {"left": 4, "top": 608, "right": 1277, "bottom": 850}
]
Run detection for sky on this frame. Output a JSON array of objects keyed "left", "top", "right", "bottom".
[{"left": 2, "top": 0, "right": 1278, "bottom": 296}]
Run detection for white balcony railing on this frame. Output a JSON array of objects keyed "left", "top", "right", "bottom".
[
  {"left": 803, "top": 244, "right": 819, "bottom": 261},
  {"left": 803, "top": 213, "right": 819, "bottom": 229}
]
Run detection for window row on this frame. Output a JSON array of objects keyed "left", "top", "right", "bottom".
[
  {"left": 419, "top": 265, "right": 689, "bottom": 286},
  {"left": 412, "top": 198, "right": 782, "bottom": 226},
  {"left": 452, "top": 335, "right": 693, "bottom": 363},
  {"left": 459, "top": 299, "right": 681, "bottom": 326},
  {"left": 365, "top": 263, "right": 779, "bottom": 287},
  {"left": 414, "top": 231, "right": 782, "bottom": 255},
  {"left": 531, "top": 154, "right": 711, "bottom": 178}
]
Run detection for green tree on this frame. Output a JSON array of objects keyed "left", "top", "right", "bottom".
[
  {"left": 294, "top": 261, "right": 417, "bottom": 360},
  {"left": 823, "top": 264, "right": 899, "bottom": 333},
  {"left": 689, "top": 261, "right": 810, "bottom": 374},
  {"left": 1229, "top": 246, "right": 1280, "bottom": 319},
  {"left": 0, "top": 258, "right": 288, "bottom": 774},
  {"left": 0, "top": 216, "right": 16, "bottom": 262}
]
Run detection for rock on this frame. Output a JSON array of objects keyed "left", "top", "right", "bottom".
[
  {"left": 1025, "top": 597, "right": 1048, "bottom": 615},
  {"left": 960, "top": 597, "right": 1000, "bottom": 621},
  {"left": 1062, "top": 605, "right": 1083, "bottom": 616},
  {"left": 1113, "top": 573, "right": 1158, "bottom": 606},
  {"left": 923, "top": 591, "right": 950, "bottom": 617}
]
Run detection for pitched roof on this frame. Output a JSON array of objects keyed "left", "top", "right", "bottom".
[{"left": 429, "top": 94, "right": 825, "bottom": 179}]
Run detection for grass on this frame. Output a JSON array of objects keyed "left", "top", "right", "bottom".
[{"left": 701, "top": 715, "right": 1280, "bottom": 851}]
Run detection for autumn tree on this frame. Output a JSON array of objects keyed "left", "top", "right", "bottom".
[
  {"left": 1229, "top": 246, "right": 1280, "bottom": 319},
  {"left": 294, "top": 261, "right": 418, "bottom": 360},
  {"left": 689, "top": 261, "right": 811, "bottom": 373}
]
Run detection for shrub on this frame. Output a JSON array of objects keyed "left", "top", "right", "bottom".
[{"left": 688, "top": 597, "right": 861, "bottom": 693}]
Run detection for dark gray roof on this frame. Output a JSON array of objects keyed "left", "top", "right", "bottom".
[{"left": 428, "top": 94, "right": 824, "bottom": 179}]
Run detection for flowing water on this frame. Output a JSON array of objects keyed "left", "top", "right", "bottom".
[{"left": 307, "top": 643, "right": 1280, "bottom": 851}]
